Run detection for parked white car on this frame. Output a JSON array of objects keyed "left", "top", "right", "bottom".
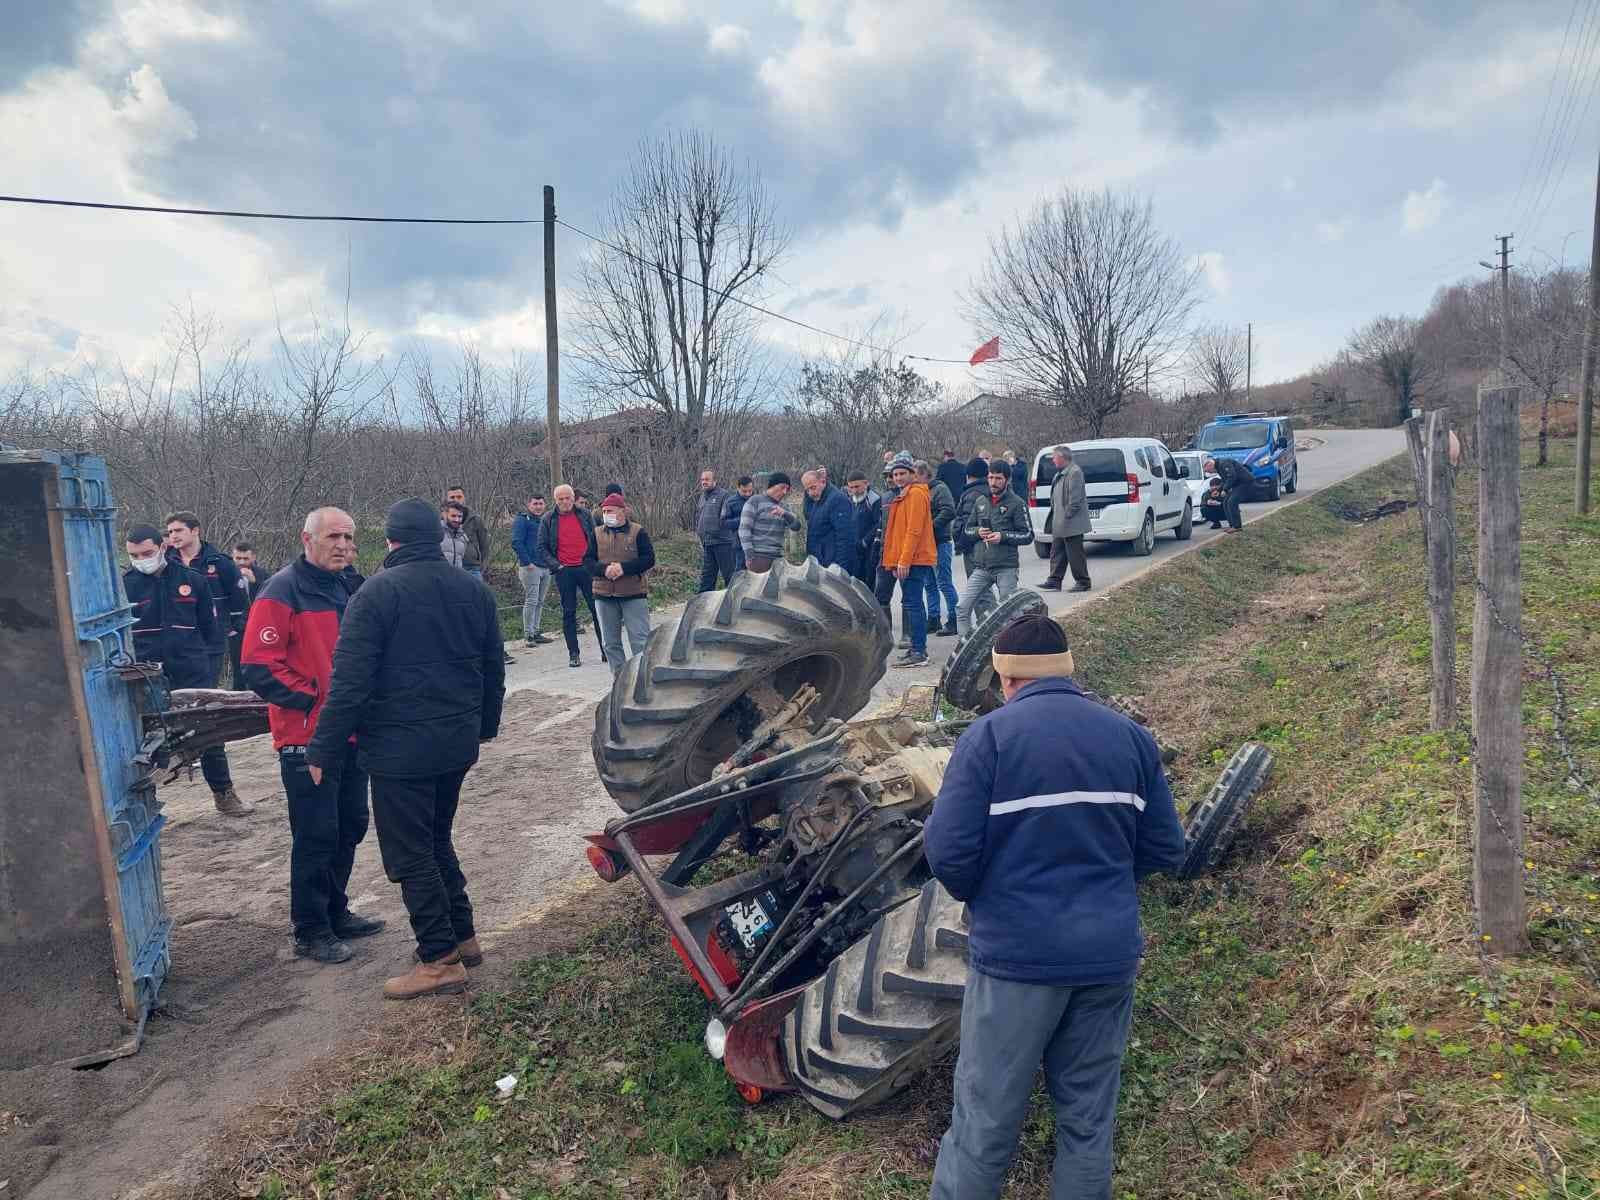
[
  {"left": 1026, "top": 438, "right": 1194, "bottom": 557},
  {"left": 1168, "top": 450, "right": 1217, "bottom": 523}
]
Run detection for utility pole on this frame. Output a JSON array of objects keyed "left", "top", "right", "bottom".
[
  {"left": 1144, "top": 359, "right": 1150, "bottom": 400},
  {"left": 1495, "top": 234, "right": 1512, "bottom": 372},
  {"left": 543, "top": 184, "right": 562, "bottom": 489},
  {"left": 1245, "top": 323, "right": 1252, "bottom": 406},
  {"left": 1577, "top": 148, "right": 1599, "bottom": 514}
]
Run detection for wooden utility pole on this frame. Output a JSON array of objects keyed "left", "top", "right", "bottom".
[
  {"left": 1577, "top": 149, "right": 1599, "bottom": 514},
  {"left": 1245, "top": 323, "right": 1252, "bottom": 406},
  {"left": 1495, "top": 235, "right": 1513, "bottom": 371},
  {"left": 1424, "top": 410, "right": 1456, "bottom": 729},
  {"left": 543, "top": 184, "right": 563, "bottom": 488},
  {"left": 1472, "top": 382, "right": 1527, "bottom": 953}
]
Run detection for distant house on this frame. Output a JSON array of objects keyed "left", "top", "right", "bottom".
[{"left": 942, "top": 391, "right": 1068, "bottom": 452}]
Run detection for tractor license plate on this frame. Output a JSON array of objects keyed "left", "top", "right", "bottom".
[{"left": 725, "top": 896, "right": 775, "bottom": 952}]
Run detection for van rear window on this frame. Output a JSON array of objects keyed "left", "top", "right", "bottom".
[{"left": 1036, "top": 448, "right": 1126, "bottom": 489}]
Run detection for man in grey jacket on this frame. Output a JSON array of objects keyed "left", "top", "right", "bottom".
[
  {"left": 694, "top": 469, "right": 736, "bottom": 591},
  {"left": 1041, "top": 445, "right": 1091, "bottom": 593},
  {"left": 738, "top": 472, "right": 801, "bottom": 572}
]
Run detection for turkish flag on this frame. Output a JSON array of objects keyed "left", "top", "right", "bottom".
[{"left": 969, "top": 336, "right": 1000, "bottom": 366}]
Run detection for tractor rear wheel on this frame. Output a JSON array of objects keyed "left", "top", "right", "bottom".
[
  {"left": 938, "top": 588, "right": 1048, "bottom": 713},
  {"left": 783, "top": 879, "right": 969, "bottom": 1119},
  {"left": 592, "top": 557, "right": 892, "bottom": 813},
  {"left": 1179, "top": 742, "right": 1272, "bottom": 879}
]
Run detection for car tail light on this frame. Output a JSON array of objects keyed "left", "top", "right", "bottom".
[
  {"left": 1126, "top": 472, "right": 1141, "bottom": 503},
  {"left": 1028, "top": 478, "right": 1037, "bottom": 504}
]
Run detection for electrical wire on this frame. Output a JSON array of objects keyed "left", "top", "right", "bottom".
[
  {"left": 552, "top": 216, "right": 1037, "bottom": 366},
  {"left": 1524, "top": 21, "right": 1600, "bottom": 250},
  {"left": 0, "top": 194, "right": 536, "bottom": 223},
  {"left": 1518, "top": 0, "right": 1600, "bottom": 238},
  {"left": 1508, "top": 0, "right": 1585, "bottom": 229}
]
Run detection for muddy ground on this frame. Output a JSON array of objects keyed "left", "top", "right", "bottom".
[{"left": 0, "top": 688, "right": 617, "bottom": 1200}]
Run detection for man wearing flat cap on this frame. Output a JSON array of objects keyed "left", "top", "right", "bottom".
[
  {"left": 924, "top": 614, "right": 1186, "bottom": 1199},
  {"left": 306, "top": 497, "right": 506, "bottom": 1001}
]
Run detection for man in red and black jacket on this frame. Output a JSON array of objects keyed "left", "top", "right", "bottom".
[
  {"left": 539, "top": 483, "right": 606, "bottom": 668},
  {"left": 241, "top": 506, "right": 384, "bottom": 965}
]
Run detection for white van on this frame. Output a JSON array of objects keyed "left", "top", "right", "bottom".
[{"left": 1027, "top": 438, "right": 1194, "bottom": 557}]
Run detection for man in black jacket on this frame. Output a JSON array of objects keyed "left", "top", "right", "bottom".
[
  {"left": 935, "top": 449, "right": 967, "bottom": 499},
  {"left": 844, "top": 471, "right": 881, "bottom": 588},
  {"left": 1205, "top": 457, "right": 1257, "bottom": 532},
  {"left": 916, "top": 459, "right": 960, "bottom": 637},
  {"left": 163, "top": 511, "right": 250, "bottom": 815},
  {"left": 694, "top": 469, "right": 735, "bottom": 592},
  {"left": 306, "top": 498, "right": 506, "bottom": 1000},
  {"left": 722, "top": 476, "right": 755, "bottom": 574},
  {"left": 952, "top": 456, "right": 989, "bottom": 578},
  {"left": 443, "top": 486, "right": 491, "bottom": 577}
]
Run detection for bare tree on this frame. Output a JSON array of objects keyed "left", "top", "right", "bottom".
[
  {"left": 1344, "top": 315, "right": 1435, "bottom": 425},
  {"left": 963, "top": 187, "right": 1201, "bottom": 437},
  {"left": 1507, "top": 266, "right": 1584, "bottom": 467},
  {"left": 575, "top": 130, "right": 787, "bottom": 464},
  {"left": 1186, "top": 324, "right": 1249, "bottom": 409}
]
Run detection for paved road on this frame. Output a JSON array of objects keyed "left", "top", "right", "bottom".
[{"left": 503, "top": 427, "right": 1405, "bottom": 709}]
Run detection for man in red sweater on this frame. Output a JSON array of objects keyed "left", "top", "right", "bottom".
[
  {"left": 540, "top": 483, "right": 606, "bottom": 668},
  {"left": 241, "top": 507, "right": 385, "bottom": 964}
]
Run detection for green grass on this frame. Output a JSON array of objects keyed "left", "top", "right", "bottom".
[{"left": 204, "top": 442, "right": 1600, "bottom": 1199}]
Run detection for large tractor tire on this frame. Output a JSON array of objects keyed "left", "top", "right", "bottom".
[
  {"left": 783, "top": 879, "right": 969, "bottom": 1119},
  {"left": 1179, "top": 742, "right": 1272, "bottom": 879},
  {"left": 937, "top": 588, "right": 1048, "bottom": 714},
  {"left": 592, "top": 557, "right": 892, "bottom": 812}
]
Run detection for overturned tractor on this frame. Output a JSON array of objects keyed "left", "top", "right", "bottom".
[{"left": 586, "top": 559, "right": 1268, "bottom": 1118}]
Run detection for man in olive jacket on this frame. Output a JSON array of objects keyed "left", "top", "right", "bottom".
[
  {"left": 306, "top": 498, "right": 505, "bottom": 1001},
  {"left": 956, "top": 462, "right": 1034, "bottom": 633},
  {"left": 1042, "top": 445, "right": 1091, "bottom": 592}
]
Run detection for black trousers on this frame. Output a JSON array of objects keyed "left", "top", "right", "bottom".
[
  {"left": 1047, "top": 535, "right": 1090, "bottom": 587},
  {"left": 697, "top": 542, "right": 736, "bottom": 592},
  {"left": 370, "top": 768, "right": 474, "bottom": 963},
  {"left": 281, "top": 742, "right": 369, "bottom": 941},
  {"left": 554, "top": 564, "right": 603, "bottom": 657},
  {"left": 201, "top": 653, "right": 233, "bottom": 791},
  {"left": 1200, "top": 500, "right": 1227, "bottom": 527},
  {"left": 1223, "top": 484, "right": 1256, "bottom": 530}
]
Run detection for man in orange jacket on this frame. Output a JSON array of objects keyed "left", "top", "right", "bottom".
[{"left": 880, "top": 451, "right": 937, "bottom": 667}]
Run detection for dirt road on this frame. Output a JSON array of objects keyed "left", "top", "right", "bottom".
[{"left": 0, "top": 690, "right": 614, "bottom": 1200}]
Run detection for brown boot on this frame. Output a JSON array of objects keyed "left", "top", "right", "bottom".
[
  {"left": 213, "top": 788, "right": 252, "bottom": 817},
  {"left": 456, "top": 936, "right": 484, "bottom": 968},
  {"left": 383, "top": 957, "right": 468, "bottom": 1001}
]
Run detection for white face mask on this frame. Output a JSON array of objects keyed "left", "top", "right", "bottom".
[
  {"left": 130, "top": 554, "right": 163, "bottom": 575},
  {"left": 602, "top": 511, "right": 623, "bottom": 527}
]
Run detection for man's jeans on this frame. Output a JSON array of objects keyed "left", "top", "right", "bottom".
[
  {"left": 370, "top": 768, "right": 474, "bottom": 963},
  {"left": 698, "top": 542, "right": 737, "bottom": 592},
  {"left": 901, "top": 564, "right": 932, "bottom": 653},
  {"left": 280, "top": 742, "right": 369, "bottom": 941},
  {"left": 932, "top": 971, "right": 1135, "bottom": 1200},
  {"left": 956, "top": 565, "right": 1019, "bottom": 635},
  {"left": 596, "top": 596, "right": 651, "bottom": 676},
  {"left": 200, "top": 653, "right": 233, "bottom": 792},
  {"left": 519, "top": 563, "right": 551, "bottom": 640},
  {"left": 924, "top": 540, "right": 959, "bottom": 627},
  {"left": 555, "top": 565, "right": 602, "bottom": 658}
]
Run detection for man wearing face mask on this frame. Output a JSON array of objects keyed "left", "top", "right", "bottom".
[
  {"left": 123, "top": 524, "right": 247, "bottom": 817},
  {"left": 590, "top": 492, "right": 656, "bottom": 676}
]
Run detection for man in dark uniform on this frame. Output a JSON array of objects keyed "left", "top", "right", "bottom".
[
  {"left": 123, "top": 525, "right": 247, "bottom": 817},
  {"left": 228, "top": 541, "right": 268, "bottom": 683},
  {"left": 306, "top": 498, "right": 505, "bottom": 1000},
  {"left": 164, "top": 510, "right": 250, "bottom": 814},
  {"left": 242, "top": 507, "right": 383, "bottom": 965},
  {"left": 925, "top": 616, "right": 1186, "bottom": 1198},
  {"left": 1204, "top": 456, "right": 1257, "bottom": 532}
]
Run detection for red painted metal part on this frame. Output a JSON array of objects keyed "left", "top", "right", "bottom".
[
  {"left": 723, "top": 985, "right": 803, "bottom": 1100},
  {"left": 670, "top": 931, "right": 741, "bottom": 1002},
  {"left": 585, "top": 803, "right": 713, "bottom": 856}
]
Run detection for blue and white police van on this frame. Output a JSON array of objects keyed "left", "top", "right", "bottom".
[{"left": 1193, "top": 412, "right": 1298, "bottom": 499}]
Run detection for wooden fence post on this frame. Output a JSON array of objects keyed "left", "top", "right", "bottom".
[
  {"left": 1424, "top": 410, "right": 1456, "bottom": 730},
  {"left": 1404, "top": 416, "right": 1430, "bottom": 555},
  {"left": 1472, "top": 383, "right": 1527, "bottom": 953}
]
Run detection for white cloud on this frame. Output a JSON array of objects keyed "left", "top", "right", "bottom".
[
  {"left": 709, "top": 23, "right": 749, "bottom": 53},
  {"left": 113, "top": 65, "right": 196, "bottom": 150},
  {"left": 1188, "top": 250, "right": 1231, "bottom": 297},
  {"left": 1401, "top": 178, "right": 1447, "bottom": 233},
  {"left": 1316, "top": 218, "right": 1349, "bottom": 242}
]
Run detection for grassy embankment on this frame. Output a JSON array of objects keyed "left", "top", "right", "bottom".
[{"left": 205, "top": 444, "right": 1598, "bottom": 1199}]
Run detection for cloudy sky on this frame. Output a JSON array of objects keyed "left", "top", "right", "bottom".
[{"left": 1, "top": 0, "right": 1592, "bottom": 400}]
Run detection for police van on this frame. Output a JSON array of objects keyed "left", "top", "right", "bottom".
[{"left": 1192, "top": 412, "right": 1297, "bottom": 499}]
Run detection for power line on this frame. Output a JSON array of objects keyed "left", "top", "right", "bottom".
[
  {"left": 0, "top": 193, "right": 537, "bottom": 223},
  {"left": 1508, "top": 0, "right": 1585, "bottom": 228},
  {"left": 1526, "top": 24, "right": 1600, "bottom": 249},
  {"left": 553, "top": 216, "right": 1037, "bottom": 366},
  {"left": 1519, "top": 0, "right": 1600, "bottom": 237}
]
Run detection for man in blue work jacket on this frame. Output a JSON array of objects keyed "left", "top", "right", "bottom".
[{"left": 924, "top": 615, "right": 1186, "bottom": 1199}]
